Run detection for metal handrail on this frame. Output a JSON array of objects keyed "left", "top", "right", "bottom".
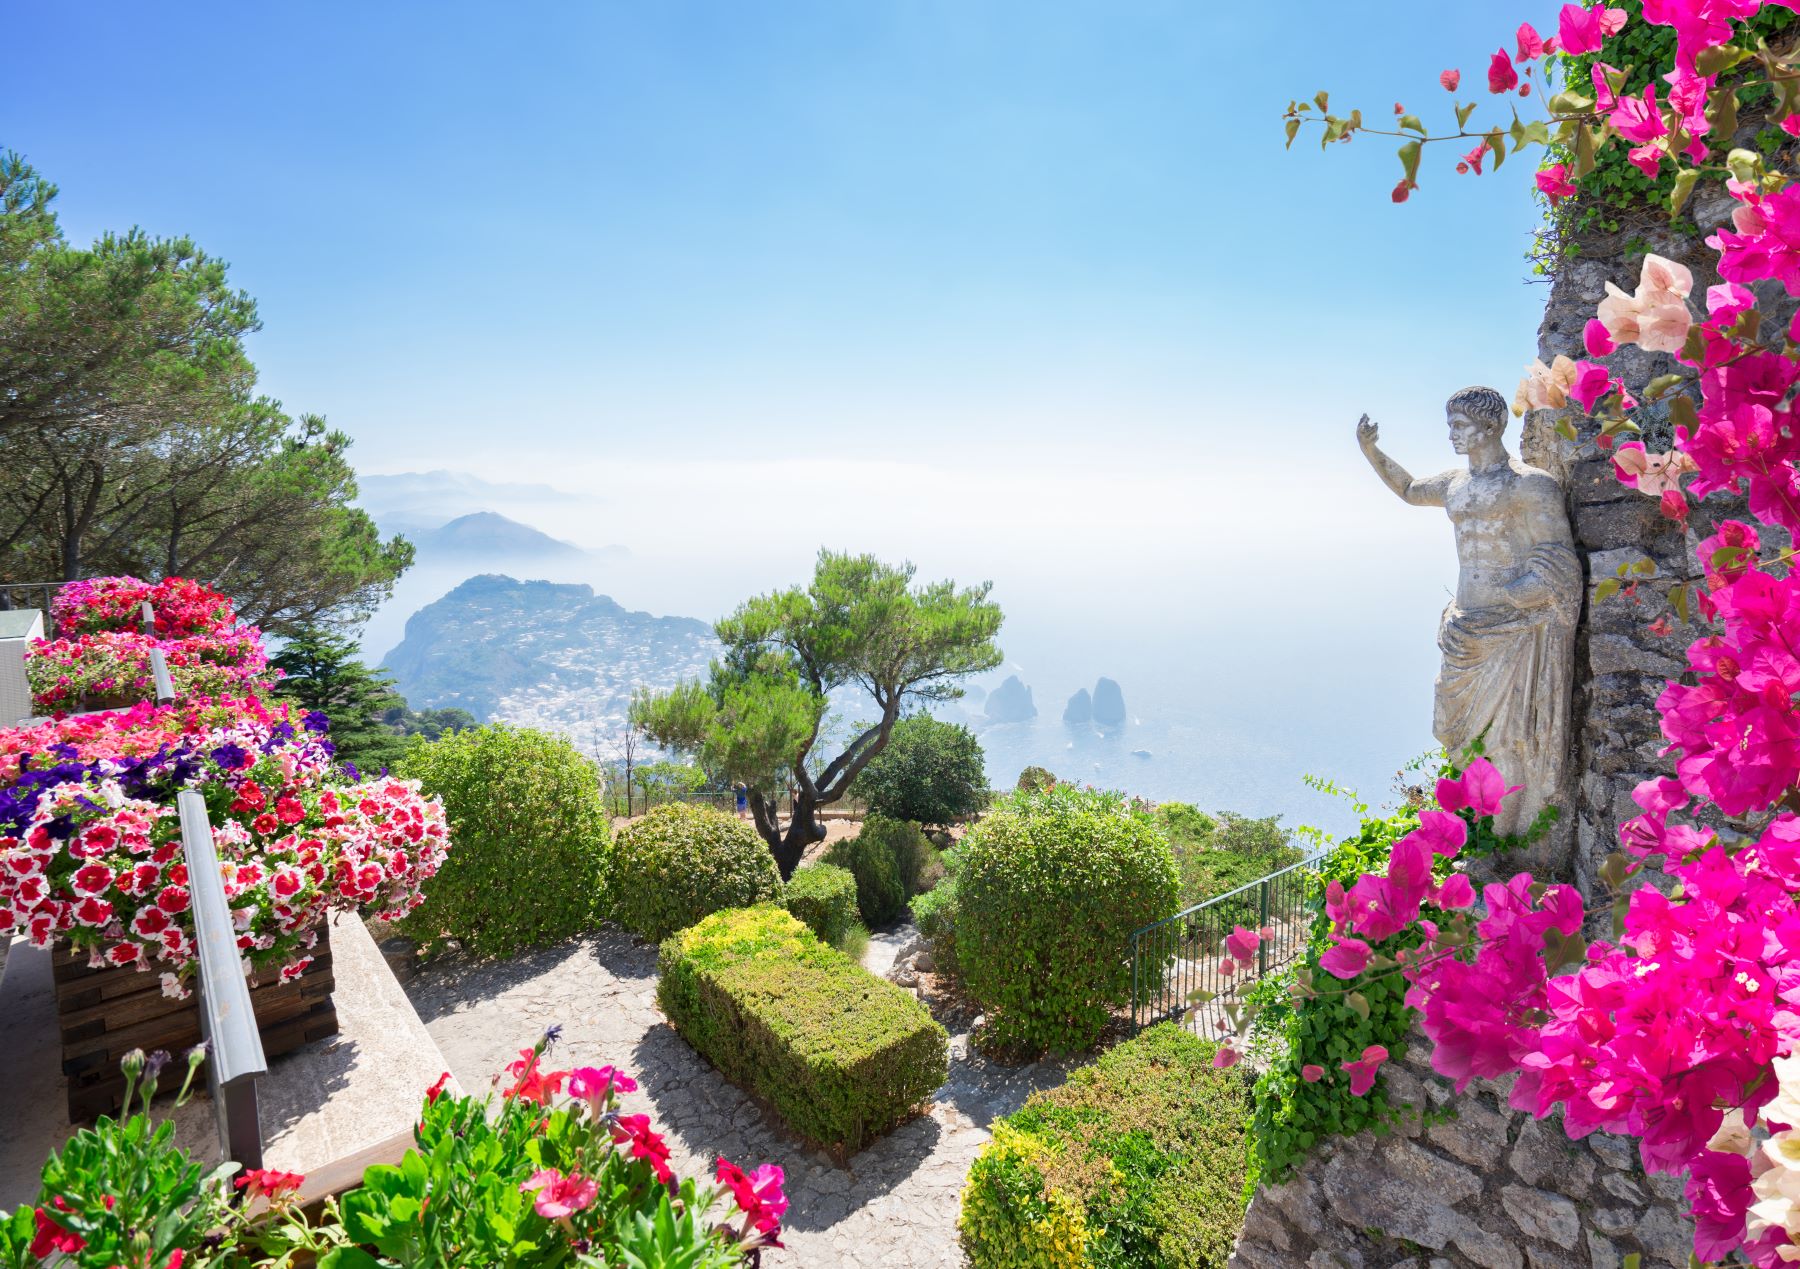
[
  {"left": 0, "top": 581, "right": 61, "bottom": 617},
  {"left": 1129, "top": 848, "right": 1329, "bottom": 1034}
]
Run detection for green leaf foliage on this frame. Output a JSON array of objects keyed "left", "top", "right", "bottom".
[
  {"left": 397, "top": 724, "right": 613, "bottom": 959},
  {"left": 957, "top": 786, "right": 1180, "bottom": 1054},
  {"left": 849, "top": 714, "right": 988, "bottom": 827},
  {"left": 822, "top": 814, "right": 936, "bottom": 928},
  {"left": 959, "top": 1024, "right": 1250, "bottom": 1268},
  {"left": 610, "top": 803, "right": 783, "bottom": 942},
  {"left": 657, "top": 906, "right": 948, "bottom": 1153},
  {"left": 271, "top": 624, "right": 411, "bottom": 773},
  {"left": 783, "top": 862, "right": 862, "bottom": 948},
  {"left": 1158, "top": 804, "right": 1305, "bottom": 926}
]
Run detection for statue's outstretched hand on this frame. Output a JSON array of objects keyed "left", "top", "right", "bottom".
[{"left": 1356, "top": 414, "right": 1379, "bottom": 451}]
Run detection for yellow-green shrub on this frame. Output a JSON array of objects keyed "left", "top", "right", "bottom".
[
  {"left": 959, "top": 1024, "right": 1249, "bottom": 1268},
  {"left": 657, "top": 906, "right": 948, "bottom": 1153},
  {"left": 783, "top": 863, "right": 860, "bottom": 947}
]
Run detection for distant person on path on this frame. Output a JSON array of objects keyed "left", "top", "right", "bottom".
[{"left": 735, "top": 783, "right": 748, "bottom": 819}]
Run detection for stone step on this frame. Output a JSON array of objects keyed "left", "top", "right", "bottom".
[{"left": 0, "top": 915, "right": 458, "bottom": 1211}]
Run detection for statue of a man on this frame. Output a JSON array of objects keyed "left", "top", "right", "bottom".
[{"left": 1357, "top": 386, "right": 1580, "bottom": 838}]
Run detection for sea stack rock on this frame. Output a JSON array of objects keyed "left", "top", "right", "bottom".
[
  {"left": 1063, "top": 687, "right": 1093, "bottom": 724},
  {"left": 1092, "top": 677, "right": 1127, "bottom": 727},
  {"left": 985, "top": 675, "right": 1038, "bottom": 723}
]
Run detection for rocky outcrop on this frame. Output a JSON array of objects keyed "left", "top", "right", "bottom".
[
  {"left": 1230, "top": 1039, "right": 1692, "bottom": 1269},
  {"left": 983, "top": 675, "right": 1037, "bottom": 723},
  {"left": 1062, "top": 687, "right": 1092, "bottom": 724},
  {"left": 1091, "top": 676, "right": 1126, "bottom": 727}
]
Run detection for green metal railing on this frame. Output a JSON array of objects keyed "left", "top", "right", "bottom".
[{"left": 1129, "top": 851, "right": 1325, "bottom": 1034}]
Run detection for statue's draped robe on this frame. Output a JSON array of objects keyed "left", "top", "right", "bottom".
[{"left": 1433, "top": 542, "right": 1582, "bottom": 838}]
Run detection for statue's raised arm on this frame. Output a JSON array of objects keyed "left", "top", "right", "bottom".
[{"left": 1356, "top": 414, "right": 1451, "bottom": 507}]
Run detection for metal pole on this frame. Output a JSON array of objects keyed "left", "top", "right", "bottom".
[
  {"left": 150, "top": 649, "right": 176, "bottom": 706},
  {"left": 140, "top": 600, "right": 155, "bottom": 636},
  {"left": 1258, "top": 880, "right": 1271, "bottom": 977},
  {"left": 177, "top": 791, "right": 267, "bottom": 1171}
]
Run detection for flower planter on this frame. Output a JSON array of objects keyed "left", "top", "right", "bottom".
[{"left": 53, "top": 939, "right": 338, "bottom": 1122}]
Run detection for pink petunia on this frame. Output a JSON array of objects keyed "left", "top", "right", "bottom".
[{"left": 519, "top": 1168, "right": 598, "bottom": 1219}]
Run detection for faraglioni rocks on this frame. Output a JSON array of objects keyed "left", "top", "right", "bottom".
[
  {"left": 1091, "top": 676, "right": 1127, "bottom": 727},
  {"left": 984, "top": 675, "right": 1037, "bottom": 723},
  {"left": 1063, "top": 687, "right": 1092, "bottom": 724}
]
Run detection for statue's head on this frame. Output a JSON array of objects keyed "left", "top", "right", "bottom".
[{"left": 1445, "top": 386, "right": 1508, "bottom": 456}]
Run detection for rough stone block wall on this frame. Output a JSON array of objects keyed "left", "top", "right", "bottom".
[{"left": 1229, "top": 1040, "right": 1693, "bottom": 1268}]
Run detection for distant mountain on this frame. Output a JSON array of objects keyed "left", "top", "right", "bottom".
[
  {"left": 383, "top": 574, "right": 718, "bottom": 739},
  {"left": 359, "top": 470, "right": 583, "bottom": 525},
  {"left": 416, "top": 512, "right": 584, "bottom": 559}
]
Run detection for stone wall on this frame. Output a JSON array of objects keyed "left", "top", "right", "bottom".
[{"left": 1229, "top": 1039, "right": 1694, "bottom": 1268}]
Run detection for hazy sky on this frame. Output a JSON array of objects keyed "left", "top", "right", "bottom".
[{"left": 5, "top": 1, "right": 1563, "bottom": 821}]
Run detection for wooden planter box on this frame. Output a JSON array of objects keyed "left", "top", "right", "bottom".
[{"left": 53, "top": 941, "right": 339, "bottom": 1122}]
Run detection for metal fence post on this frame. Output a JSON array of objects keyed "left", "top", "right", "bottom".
[
  {"left": 150, "top": 648, "right": 176, "bottom": 706},
  {"left": 140, "top": 600, "right": 155, "bottom": 636},
  {"left": 1258, "top": 879, "right": 1271, "bottom": 977},
  {"left": 177, "top": 790, "right": 268, "bottom": 1172}
]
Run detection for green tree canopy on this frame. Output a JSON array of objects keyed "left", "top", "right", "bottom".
[
  {"left": 633, "top": 550, "right": 1003, "bottom": 877},
  {"left": 850, "top": 714, "right": 987, "bottom": 827},
  {"left": 0, "top": 152, "right": 410, "bottom": 629},
  {"left": 269, "top": 626, "right": 409, "bottom": 774}
]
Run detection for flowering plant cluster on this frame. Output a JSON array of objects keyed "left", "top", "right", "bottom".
[
  {"left": 29, "top": 575, "right": 273, "bottom": 713},
  {"left": 1285, "top": 3, "right": 1800, "bottom": 1263},
  {"left": 2, "top": 1035, "right": 775, "bottom": 1269},
  {"left": 51, "top": 576, "right": 239, "bottom": 641}
]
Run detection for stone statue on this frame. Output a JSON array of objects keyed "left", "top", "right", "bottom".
[{"left": 1357, "top": 386, "right": 1580, "bottom": 838}]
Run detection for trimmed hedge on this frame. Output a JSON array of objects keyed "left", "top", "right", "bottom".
[
  {"left": 957, "top": 786, "right": 1179, "bottom": 1053},
  {"left": 823, "top": 814, "right": 935, "bottom": 928},
  {"left": 784, "top": 863, "right": 860, "bottom": 947},
  {"left": 657, "top": 906, "right": 948, "bottom": 1153},
  {"left": 959, "top": 1024, "right": 1250, "bottom": 1268},
  {"left": 396, "top": 724, "right": 611, "bottom": 959},
  {"left": 610, "top": 803, "right": 783, "bottom": 942}
]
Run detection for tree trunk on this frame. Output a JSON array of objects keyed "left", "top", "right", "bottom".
[{"left": 755, "top": 790, "right": 826, "bottom": 880}]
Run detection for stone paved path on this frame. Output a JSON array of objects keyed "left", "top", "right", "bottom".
[{"left": 406, "top": 928, "right": 1073, "bottom": 1266}]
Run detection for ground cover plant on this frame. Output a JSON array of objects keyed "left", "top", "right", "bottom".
[
  {"left": 396, "top": 724, "right": 611, "bottom": 960},
  {"left": 657, "top": 905, "right": 948, "bottom": 1154},
  {"left": 959, "top": 1023, "right": 1249, "bottom": 1268},
  {"left": 1264, "top": 4, "right": 1800, "bottom": 1262},
  {"left": 0, "top": 1033, "right": 785, "bottom": 1268},
  {"left": 1157, "top": 803, "right": 1306, "bottom": 921},
  {"left": 609, "top": 803, "right": 782, "bottom": 943},
  {"left": 956, "top": 785, "right": 1179, "bottom": 1054}
]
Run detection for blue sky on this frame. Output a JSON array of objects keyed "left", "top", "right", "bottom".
[{"left": 5, "top": 1, "right": 1565, "bottom": 820}]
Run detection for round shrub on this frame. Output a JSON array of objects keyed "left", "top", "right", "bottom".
[
  {"left": 784, "top": 863, "right": 860, "bottom": 948},
  {"left": 822, "top": 814, "right": 933, "bottom": 928},
  {"left": 397, "top": 724, "right": 611, "bottom": 959},
  {"left": 957, "top": 786, "right": 1178, "bottom": 1053},
  {"left": 611, "top": 803, "right": 782, "bottom": 942},
  {"left": 850, "top": 715, "right": 988, "bottom": 826}
]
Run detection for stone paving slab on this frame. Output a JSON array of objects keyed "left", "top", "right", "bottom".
[{"left": 407, "top": 928, "right": 1074, "bottom": 1267}]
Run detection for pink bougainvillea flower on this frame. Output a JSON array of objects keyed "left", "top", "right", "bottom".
[
  {"left": 1488, "top": 49, "right": 1518, "bottom": 94},
  {"left": 1212, "top": 1046, "right": 1242, "bottom": 1070},
  {"left": 1413, "top": 810, "right": 1469, "bottom": 857},
  {"left": 1517, "top": 22, "right": 1546, "bottom": 60},
  {"left": 1626, "top": 144, "right": 1664, "bottom": 179},
  {"left": 1584, "top": 318, "right": 1616, "bottom": 357},
  {"left": 1301, "top": 1064, "right": 1326, "bottom": 1083},
  {"left": 520, "top": 1168, "right": 598, "bottom": 1219},
  {"left": 1567, "top": 360, "right": 1618, "bottom": 412},
  {"left": 1613, "top": 85, "right": 1669, "bottom": 144},
  {"left": 1462, "top": 141, "right": 1489, "bottom": 176},
  {"left": 1660, "top": 486, "right": 1690, "bottom": 524},
  {"left": 1536, "top": 162, "right": 1576, "bottom": 205},
  {"left": 1341, "top": 1045, "right": 1391, "bottom": 1096},
  {"left": 1225, "top": 924, "right": 1261, "bottom": 963},
  {"left": 1513, "top": 355, "right": 1581, "bottom": 415},
  {"left": 1559, "top": 3, "right": 1626, "bottom": 55},
  {"left": 1436, "top": 758, "right": 1521, "bottom": 818},
  {"left": 1440, "top": 68, "right": 1461, "bottom": 91},
  {"left": 1435, "top": 873, "right": 1477, "bottom": 910},
  {"left": 1320, "top": 936, "right": 1373, "bottom": 980},
  {"left": 1612, "top": 441, "right": 1699, "bottom": 496},
  {"left": 1392, "top": 179, "right": 1414, "bottom": 204}
]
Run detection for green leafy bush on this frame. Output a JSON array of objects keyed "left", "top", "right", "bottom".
[
  {"left": 909, "top": 848, "right": 961, "bottom": 976},
  {"left": 822, "top": 815, "right": 934, "bottom": 928},
  {"left": 957, "top": 787, "right": 1179, "bottom": 1053},
  {"left": 398, "top": 724, "right": 612, "bottom": 959},
  {"left": 611, "top": 803, "right": 783, "bottom": 943},
  {"left": 850, "top": 715, "right": 987, "bottom": 826},
  {"left": 658, "top": 906, "right": 948, "bottom": 1153},
  {"left": 960, "top": 1023, "right": 1249, "bottom": 1268},
  {"left": 784, "top": 863, "right": 860, "bottom": 948},
  {"left": 1015, "top": 765, "right": 1058, "bottom": 793}
]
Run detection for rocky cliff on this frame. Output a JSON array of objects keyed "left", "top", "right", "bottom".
[{"left": 383, "top": 574, "right": 718, "bottom": 741}]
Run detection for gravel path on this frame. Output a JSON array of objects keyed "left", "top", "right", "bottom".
[{"left": 406, "top": 927, "right": 1072, "bottom": 1266}]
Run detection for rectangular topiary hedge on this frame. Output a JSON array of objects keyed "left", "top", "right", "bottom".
[
  {"left": 959, "top": 1023, "right": 1250, "bottom": 1268},
  {"left": 657, "top": 905, "right": 948, "bottom": 1153}
]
